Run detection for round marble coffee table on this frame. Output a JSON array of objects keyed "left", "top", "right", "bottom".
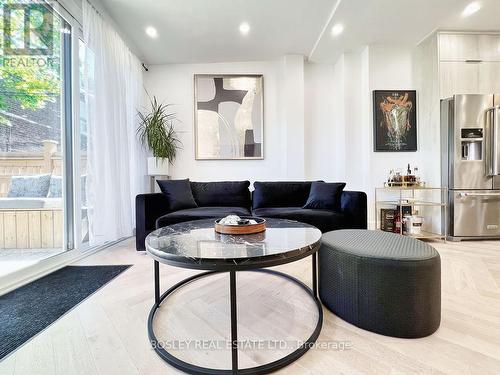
[{"left": 145, "top": 218, "right": 322, "bottom": 375}]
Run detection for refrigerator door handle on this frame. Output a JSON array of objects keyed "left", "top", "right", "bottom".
[
  {"left": 496, "top": 107, "right": 500, "bottom": 175},
  {"left": 459, "top": 192, "right": 500, "bottom": 197},
  {"left": 487, "top": 106, "right": 500, "bottom": 176}
]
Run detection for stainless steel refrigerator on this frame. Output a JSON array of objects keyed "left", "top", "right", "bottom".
[{"left": 441, "top": 94, "right": 500, "bottom": 240}]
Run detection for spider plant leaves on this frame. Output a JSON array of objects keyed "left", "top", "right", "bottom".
[{"left": 137, "top": 96, "right": 181, "bottom": 163}]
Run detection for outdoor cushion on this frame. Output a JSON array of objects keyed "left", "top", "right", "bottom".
[
  {"left": 7, "top": 174, "right": 51, "bottom": 198},
  {"left": 252, "top": 207, "right": 346, "bottom": 233},
  {"left": 48, "top": 175, "right": 62, "bottom": 197},
  {"left": 156, "top": 206, "right": 251, "bottom": 228},
  {"left": 190, "top": 181, "right": 251, "bottom": 208},
  {"left": 48, "top": 175, "right": 87, "bottom": 205},
  {"left": 156, "top": 179, "right": 198, "bottom": 211}
]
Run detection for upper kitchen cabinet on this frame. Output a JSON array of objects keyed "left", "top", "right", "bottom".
[
  {"left": 478, "top": 35, "right": 500, "bottom": 61},
  {"left": 439, "top": 33, "right": 500, "bottom": 62},
  {"left": 439, "top": 34, "right": 480, "bottom": 61}
]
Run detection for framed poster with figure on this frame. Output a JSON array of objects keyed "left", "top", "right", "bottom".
[
  {"left": 373, "top": 90, "right": 417, "bottom": 152},
  {"left": 194, "top": 74, "right": 264, "bottom": 160}
]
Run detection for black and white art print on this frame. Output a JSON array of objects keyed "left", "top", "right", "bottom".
[{"left": 194, "top": 74, "right": 264, "bottom": 160}]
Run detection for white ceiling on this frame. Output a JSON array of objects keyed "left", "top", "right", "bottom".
[
  {"left": 98, "top": 0, "right": 334, "bottom": 64},
  {"left": 99, "top": 0, "right": 500, "bottom": 65},
  {"left": 310, "top": 0, "right": 500, "bottom": 63}
]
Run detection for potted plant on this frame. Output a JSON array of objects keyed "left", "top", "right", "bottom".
[{"left": 137, "top": 96, "right": 181, "bottom": 176}]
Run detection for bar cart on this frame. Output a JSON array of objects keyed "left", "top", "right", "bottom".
[{"left": 375, "top": 185, "right": 447, "bottom": 241}]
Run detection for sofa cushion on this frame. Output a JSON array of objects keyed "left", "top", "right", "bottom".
[
  {"left": 252, "top": 181, "right": 317, "bottom": 209},
  {"left": 156, "top": 206, "right": 251, "bottom": 228},
  {"left": 252, "top": 207, "right": 346, "bottom": 233},
  {"left": 191, "top": 181, "right": 251, "bottom": 208},
  {"left": 7, "top": 174, "right": 51, "bottom": 198},
  {"left": 303, "top": 182, "right": 346, "bottom": 211},
  {"left": 157, "top": 179, "right": 198, "bottom": 211}
]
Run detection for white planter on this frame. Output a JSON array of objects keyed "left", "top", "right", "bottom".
[{"left": 147, "top": 157, "right": 170, "bottom": 176}]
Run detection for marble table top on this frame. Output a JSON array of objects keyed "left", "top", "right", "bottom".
[{"left": 145, "top": 218, "right": 322, "bottom": 270}]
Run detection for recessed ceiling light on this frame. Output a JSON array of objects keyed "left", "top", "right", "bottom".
[
  {"left": 331, "top": 23, "right": 344, "bottom": 36},
  {"left": 239, "top": 22, "right": 250, "bottom": 35},
  {"left": 462, "top": 1, "right": 481, "bottom": 17},
  {"left": 145, "top": 26, "right": 158, "bottom": 39}
]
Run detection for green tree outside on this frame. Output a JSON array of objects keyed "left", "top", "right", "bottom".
[{"left": 0, "top": 0, "right": 62, "bottom": 125}]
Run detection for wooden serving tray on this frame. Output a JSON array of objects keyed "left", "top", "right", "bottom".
[{"left": 214, "top": 217, "right": 266, "bottom": 235}]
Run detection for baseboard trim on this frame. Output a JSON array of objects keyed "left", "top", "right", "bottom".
[
  {"left": 368, "top": 220, "right": 376, "bottom": 230},
  {"left": 0, "top": 237, "right": 130, "bottom": 296}
]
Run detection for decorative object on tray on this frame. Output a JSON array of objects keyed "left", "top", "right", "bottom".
[
  {"left": 215, "top": 215, "right": 266, "bottom": 234},
  {"left": 385, "top": 164, "right": 424, "bottom": 187},
  {"left": 373, "top": 90, "right": 417, "bottom": 152},
  {"left": 194, "top": 74, "right": 264, "bottom": 160}
]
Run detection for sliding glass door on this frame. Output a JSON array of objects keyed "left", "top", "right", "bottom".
[
  {"left": 78, "top": 39, "right": 90, "bottom": 247},
  {"left": 0, "top": 1, "right": 78, "bottom": 277}
]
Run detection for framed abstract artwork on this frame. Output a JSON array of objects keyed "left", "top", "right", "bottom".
[
  {"left": 194, "top": 74, "right": 264, "bottom": 160},
  {"left": 373, "top": 90, "right": 417, "bottom": 152}
]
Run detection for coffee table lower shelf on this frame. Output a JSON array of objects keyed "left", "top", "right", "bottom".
[{"left": 147, "top": 259, "right": 323, "bottom": 375}]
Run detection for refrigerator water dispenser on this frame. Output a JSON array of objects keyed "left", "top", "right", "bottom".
[{"left": 461, "top": 128, "right": 483, "bottom": 161}]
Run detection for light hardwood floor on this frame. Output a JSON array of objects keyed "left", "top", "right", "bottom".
[{"left": 1, "top": 238, "right": 500, "bottom": 375}]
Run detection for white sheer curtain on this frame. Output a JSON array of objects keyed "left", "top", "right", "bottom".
[{"left": 83, "top": 1, "right": 146, "bottom": 246}]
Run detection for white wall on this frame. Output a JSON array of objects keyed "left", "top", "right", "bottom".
[
  {"left": 304, "top": 62, "right": 335, "bottom": 180},
  {"left": 344, "top": 47, "right": 371, "bottom": 193},
  {"left": 368, "top": 45, "right": 418, "bottom": 186},
  {"left": 306, "top": 45, "right": 423, "bottom": 227},
  {"left": 366, "top": 45, "right": 423, "bottom": 227},
  {"left": 283, "top": 56, "right": 306, "bottom": 179},
  {"left": 145, "top": 46, "right": 439, "bottom": 228},
  {"left": 414, "top": 34, "right": 441, "bottom": 187},
  {"left": 145, "top": 60, "right": 300, "bottom": 181}
]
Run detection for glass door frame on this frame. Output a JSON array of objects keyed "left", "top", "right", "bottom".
[{"left": 48, "top": 0, "right": 83, "bottom": 252}]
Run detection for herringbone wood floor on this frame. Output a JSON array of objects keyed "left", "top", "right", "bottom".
[{"left": 1, "top": 237, "right": 499, "bottom": 375}]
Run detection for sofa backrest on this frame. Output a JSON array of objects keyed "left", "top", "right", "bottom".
[
  {"left": 190, "top": 181, "right": 251, "bottom": 208},
  {"left": 252, "top": 181, "right": 317, "bottom": 209}
]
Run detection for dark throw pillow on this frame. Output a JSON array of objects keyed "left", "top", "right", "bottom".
[
  {"left": 303, "top": 182, "right": 346, "bottom": 211},
  {"left": 252, "top": 181, "right": 319, "bottom": 209},
  {"left": 156, "top": 179, "right": 198, "bottom": 212},
  {"left": 190, "top": 181, "right": 251, "bottom": 208}
]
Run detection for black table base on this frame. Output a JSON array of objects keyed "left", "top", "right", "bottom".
[{"left": 148, "top": 254, "right": 322, "bottom": 375}]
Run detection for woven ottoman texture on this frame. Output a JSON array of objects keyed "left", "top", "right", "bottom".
[{"left": 319, "top": 229, "right": 441, "bottom": 338}]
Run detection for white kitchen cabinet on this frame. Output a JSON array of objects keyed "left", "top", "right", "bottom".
[
  {"left": 439, "top": 34, "right": 500, "bottom": 62},
  {"left": 439, "top": 34, "right": 480, "bottom": 61},
  {"left": 440, "top": 61, "right": 479, "bottom": 98},
  {"left": 479, "top": 62, "right": 500, "bottom": 93},
  {"left": 478, "top": 35, "right": 500, "bottom": 62}
]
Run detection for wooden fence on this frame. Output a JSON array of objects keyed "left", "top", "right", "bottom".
[
  {"left": 0, "top": 141, "right": 86, "bottom": 249},
  {"left": 0, "top": 209, "right": 63, "bottom": 249}
]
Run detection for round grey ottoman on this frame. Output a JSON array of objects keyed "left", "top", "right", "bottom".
[{"left": 319, "top": 229, "right": 441, "bottom": 338}]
